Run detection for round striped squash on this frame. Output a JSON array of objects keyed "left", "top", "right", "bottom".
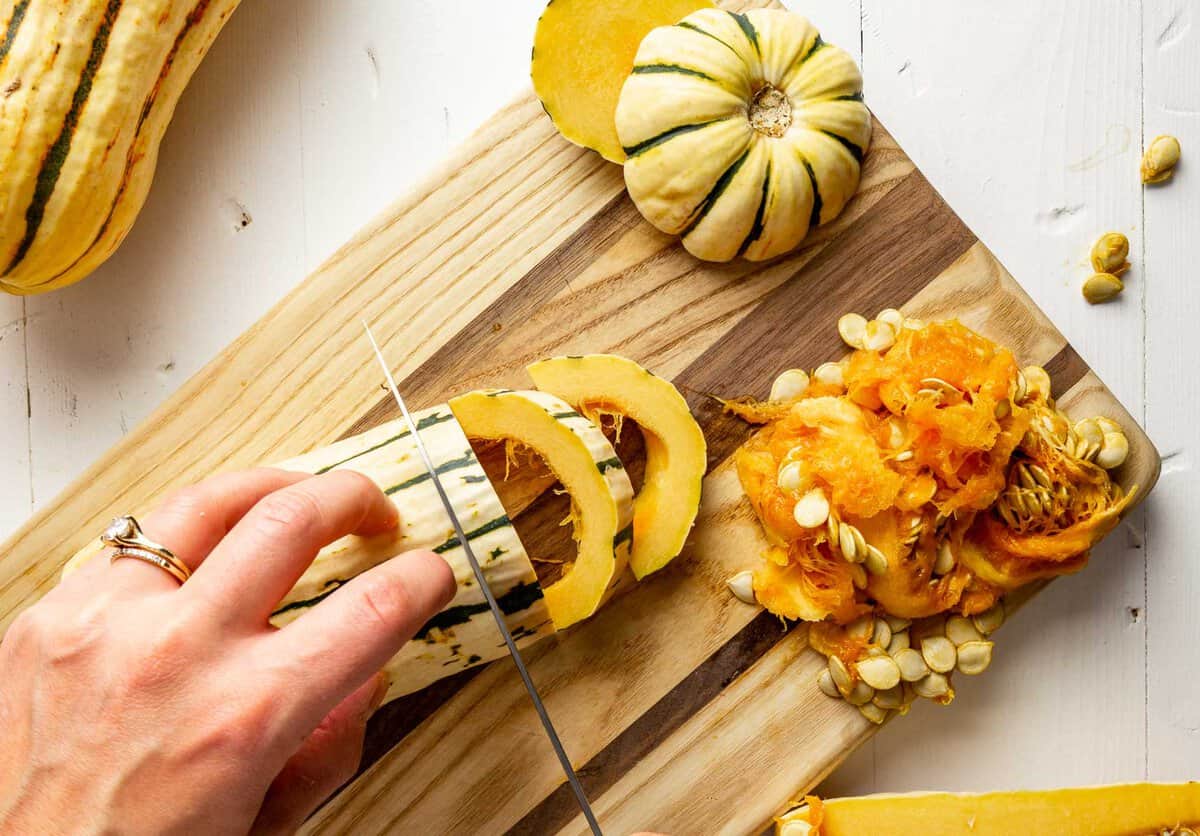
[
  {"left": 0, "top": 0, "right": 241, "bottom": 295},
  {"left": 614, "top": 8, "right": 871, "bottom": 263}
]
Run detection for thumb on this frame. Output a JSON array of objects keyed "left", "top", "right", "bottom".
[{"left": 250, "top": 672, "right": 389, "bottom": 835}]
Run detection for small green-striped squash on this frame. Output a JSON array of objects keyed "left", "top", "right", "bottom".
[
  {"left": 614, "top": 8, "right": 870, "bottom": 262},
  {"left": 449, "top": 388, "right": 635, "bottom": 629},
  {"left": 527, "top": 354, "right": 706, "bottom": 579},
  {"left": 0, "top": 0, "right": 241, "bottom": 295}
]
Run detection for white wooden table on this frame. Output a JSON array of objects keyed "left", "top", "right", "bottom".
[{"left": 1, "top": 0, "right": 1195, "bottom": 801}]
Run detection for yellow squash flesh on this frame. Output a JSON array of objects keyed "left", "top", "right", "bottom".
[
  {"left": 0, "top": 0, "right": 240, "bottom": 294},
  {"left": 615, "top": 8, "right": 870, "bottom": 262},
  {"left": 777, "top": 783, "right": 1200, "bottom": 836},
  {"left": 531, "top": 0, "right": 714, "bottom": 163},
  {"left": 528, "top": 354, "right": 706, "bottom": 579},
  {"left": 449, "top": 388, "right": 635, "bottom": 629}
]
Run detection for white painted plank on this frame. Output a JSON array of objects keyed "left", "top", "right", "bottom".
[
  {"left": 0, "top": 296, "right": 31, "bottom": 537},
  {"left": 1143, "top": 0, "right": 1200, "bottom": 782},
  {"left": 822, "top": 0, "right": 1148, "bottom": 798}
]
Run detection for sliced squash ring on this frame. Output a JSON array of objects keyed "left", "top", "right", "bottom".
[
  {"left": 449, "top": 389, "right": 634, "bottom": 628},
  {"left": 531, "top": 0, "right": 716, "bottom": 163},
  {"left": 527, "top": 354, "right": 706, "bottom": 579}
]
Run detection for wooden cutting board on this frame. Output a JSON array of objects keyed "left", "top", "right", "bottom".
[{"left": 0, "top": 0, "right": 1158, "bottom": 832}]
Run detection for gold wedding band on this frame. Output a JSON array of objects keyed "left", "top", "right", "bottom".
[{"left": 101, "top": 516, "right": 192, "bottom": 586}]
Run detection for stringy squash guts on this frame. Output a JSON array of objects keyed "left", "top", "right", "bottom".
[
  {"left": 776, "top": 783, "right": 1200, "bottom": 836},
  {"left": 531, "top": 0, "right": 715, "bottom": 163},
  {"left": 527, "top": 354, "right": 706, "bottom": 579},
  {"left": 733, "top": 316, "right": 1139, "bottom": 718},
  {"left": 449, "top": 389, "right": 634, "bottom": 629}
]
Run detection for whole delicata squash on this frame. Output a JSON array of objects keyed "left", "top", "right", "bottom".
[
  {"left": 615, "top": 8, "right": 870, "bottom": 262},
  {"left": 732, "top": 312, "right": 1139, "bottom": 721}
]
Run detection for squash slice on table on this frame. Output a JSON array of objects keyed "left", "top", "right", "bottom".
[
  {"left": 777, "top": 783, "right": 1200, "bottom": 836},
  {"left": 63, "top": 405, "right": 554, "bottom": 703},
  {"left": 527, "top": 354, "right": 705, "bottom": 578},
  {"left": 531, "top": 0, "right": 715, "bottom": 163},
  {"left": 450, "top": 389, "right": 634, "bottom": 628}
]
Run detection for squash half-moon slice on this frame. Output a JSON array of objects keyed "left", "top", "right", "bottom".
[
  {"left": 528, "top": 354, "right": 706, "bottom": 579},
  {"left": 449, "top": 389, "right": 634, "bottom": 629}
]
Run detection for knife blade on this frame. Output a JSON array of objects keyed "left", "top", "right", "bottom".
[{"left": 363, "top": 323, "right": 602, "bottom": 835}]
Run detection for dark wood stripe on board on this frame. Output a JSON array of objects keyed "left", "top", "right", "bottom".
[
  {"left": 5, "top": 0, "right": 124, "bottom": 274},
  {"left": 507, "top": 610, "right": 793, "bottom": 836},
  {"left": 1043, "top": 343, "right": 1088, "bottom": 397}
]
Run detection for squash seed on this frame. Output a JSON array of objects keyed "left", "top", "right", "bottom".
[
  {"left": 1096, "top": 416, "right": 1123, "bottom": 435},
  {"left": 858, "top": 701, "right": 889, "bottom": 725},
  {"left": 1075, "top": 418, "right": 1104, "bottom": 447},
  {"left": 828, "top": 655, "right": 853, "bottom": 695},
  {"left": 863, "top": 544, "right": 889, "bottom": 576},
  {"left": 862, "top": 320, "right": 896, "bottom": 352},
  {"left": 873, "top": 684, "right": 904, "bottom": 710},
  {"left": 955, "top": 640, "right": 994, "bottom": 675},
  {"left": 817, "top": 668, "right": 842, "bottom": 699},
  {"left": 1090, "top": 232, "right": 1131, "bottom": 276},
  {"left": 849, "top": 564, "right": 869, "bottom": 590},
  {"left": 913, "top": 671, "right": 951, "bottom": 700},
  {"left": 893, "top": 647, "right": 930, "bottom": 682},
  {"left": 1141, "top": 134, "right": 1181, "bottom": 184},
  {"left": 813, "top": 361, "right": 845, "bottom": 387},
  {"left": 777, "top": 460, "right": 804, "bottom": 493},
  {"left": 793, "top": 487, "right": 831, "bottom": 528},
  {"left": 1012, "top": 370, "right": 1029, "bottom": 403},
  {"left": 845, "top": 679, "right": 875, "bottom": 706},
  {"left": 856, "top": 655, "right": 901, "bottom": 690},
  {"left": 945, "top": 615, "right": 983, "bottom": 646},
  {"left": 1096, "top": 431, "right": 1129, "bottom": 469},
  {"left": 771, "top": 368, "right": 811, "bottom": 402},
  {"left": 972, "top": 602, "right": 1005, "bottom": 634},
  {"left": 894, "top": 450, "right": 915, "bottom": 463},
  {"left": 846, "top": 615, "right": 875, "bottom": 641},
  {"left": 1082, "top": 272, "right": 1124, "bottom": 304},
  {"left": 838, "top": 313, "right": 869, "bottom": 349},
  {"left": 887, "top": 630, "right": 910, "bottom": 654},
  {"left": 871, "top": 619, "right": 892, "bottom": 648},
  {"left": 780, "top": 817, "right": 815, "bottom": 836},
  {"left": 903, "top": 317, "right": 926, "bottom": 331},
  {"left": 920, "top": 635, "right": 958, "bottom": 673},
  {"left": 727, "top": 571, "right": 757, "bottom": 605},
  {"left": 1022, "top": 366, "right": 1051, "bottom": 401},
  {"left": 934, "top": 541, "right": 956, "bottom": 575},
  {"left": 839, "top": 522, "right": 862, "bottom": 563},
  {"left": 887, "top": 418, "right": 906, "bottom": 449},
  {"left": 994, "top": 398, "right": 1011, "bottom": 419},
  {"left": 885, "top": 614, "right": 912, "bottom": 632},
  {"left": 877, "top": 308, "right": 904, "bottom": 330}
]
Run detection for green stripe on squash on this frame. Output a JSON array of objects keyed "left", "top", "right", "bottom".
[
  {"left": 681, "top": 147, "right": 751, "bottom": 239},
  {"left": 5, "top": 0, "right": 124, "bottom": 274},
  {"left": 0, "top": 0, "right": 31, "bottom": 67},
  {"left": 631, "top": 63, "right": 715, "bottom": 81},
  {"left": 313, "top": 411, "right": 456, "bottom": 474},
  {"left": 622, "top": 118, "right": 724, "bottom": 159}
]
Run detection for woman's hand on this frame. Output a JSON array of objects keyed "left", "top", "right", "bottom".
[{"left": 0, "top": 468, "right": 455, "bottom": 835}]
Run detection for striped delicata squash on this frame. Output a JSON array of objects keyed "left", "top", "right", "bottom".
[
  {"left": 0, "top": 0, "right": 241, "bottom": 295},
  {"left": 615, "top": 8, "right": 871, "bottom": 262}
]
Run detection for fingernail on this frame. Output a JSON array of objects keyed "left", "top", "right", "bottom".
[{"left": 368, "top": 672, "right": 390, "bottom": 713}]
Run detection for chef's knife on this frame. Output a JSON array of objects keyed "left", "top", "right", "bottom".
[{"left": 363, "top": 323, "right": 602, "bottom": 835}]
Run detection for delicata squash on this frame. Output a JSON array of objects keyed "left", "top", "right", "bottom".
[
  {"left": 0, "top": 0, "right": 241, "bottom": 294},
  {"left": 731, "top": 312, "right": 1138, "bottom": 721}
]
